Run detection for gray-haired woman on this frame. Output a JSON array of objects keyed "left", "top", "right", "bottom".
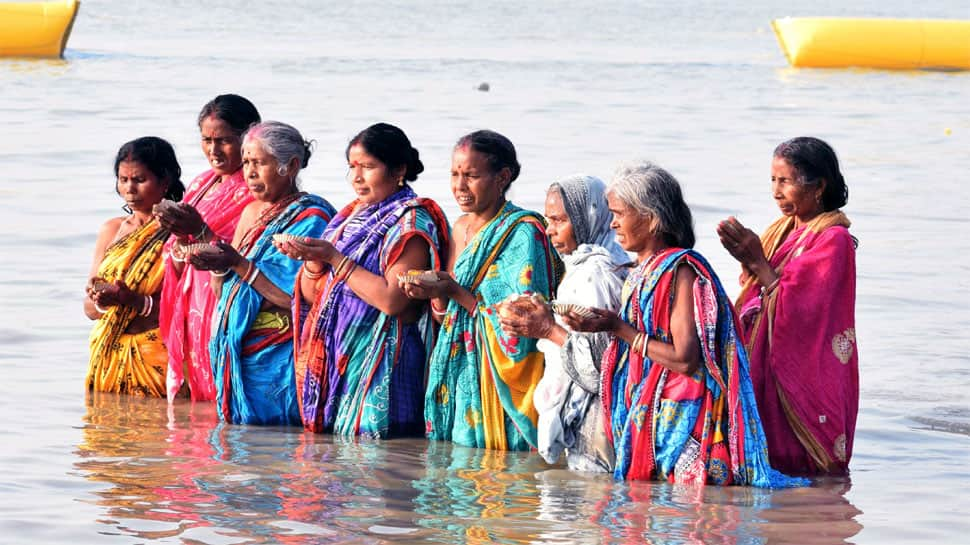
[
  {"left": 561, "top": 160, "right": 805, "bottom": 487},
  {"left": 499, "top": 174, "right": 628, "bottom": 472},
  {"left": 188, "top": 121, "right": 337, "bottom": 425}
]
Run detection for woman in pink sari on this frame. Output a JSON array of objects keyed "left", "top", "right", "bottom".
[
  {"left": 717, "top": 136, "right": 858, "bottom": 475},
  {"left": 155, "top": 94, "right": 261, "bottom": 402}
]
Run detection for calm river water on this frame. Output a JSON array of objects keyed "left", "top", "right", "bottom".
[{"left": 1, "top": 1, "right": 968, "bottom": 543}]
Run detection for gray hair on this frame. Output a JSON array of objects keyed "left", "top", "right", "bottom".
[
  {"left": 243, "top": 121, "right": 313, "bottom": 176},
  {"left": 607, "top": 160, "right": 695, "bottom": 249}
]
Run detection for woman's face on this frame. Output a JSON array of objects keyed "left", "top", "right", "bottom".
[
  {"left": 117, "top": 160, "right": 167, "bottom": 214},
  {"left": 450, "top": 146, "right": 508, "bottom": 215},
  {"left": 241, "top": 140, "right": 293, "bottom": 203},
  {"left": 607, "top": 192, "right": 653, "bottom": 254},
  {"left": 771, "top": 156, "right": 823, "bottom": 223},
  {"left": 346, "top": 143, "right": 401, "bottom": 205},
  {"left": 200, "top": 115, "right": 243, "bottom": 176},
  {"left": 545, "top": 189, "right": 578, "bottom": 255}
]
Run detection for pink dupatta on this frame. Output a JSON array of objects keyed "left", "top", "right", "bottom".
[
  {"left": 159, "top": 169, "right": 253, "bottom": 402},
  {"left": 736, "top": 211, "right": 858, "bottom": 474}
]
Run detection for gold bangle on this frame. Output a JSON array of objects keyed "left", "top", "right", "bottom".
[
  {"left": 303, "top": 262, "right": 325, "bottom": 279},
  {"left": 764, "top": 276, "right": 780, "bottom": 293}
]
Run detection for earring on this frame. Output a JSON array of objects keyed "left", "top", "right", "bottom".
[
  {"left": 277, "top": 166, "right": 288, "bottom": 176},
  {"left": 397, "top": 177, "right": 405, "bottom": 187}
]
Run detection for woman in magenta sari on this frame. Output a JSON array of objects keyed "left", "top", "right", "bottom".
[
  {"left": 155, "top": 94, "right": 260, "bottom": 402},
  {"left": 717, "top": 136, "right": 857, "bottom": 475}
]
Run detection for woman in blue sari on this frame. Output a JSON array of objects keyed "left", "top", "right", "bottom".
[
  {"left": 279, "top": 123, "right": 449, "bottom": 438},
  {"left": 191, "top": 121, "right": 335, "bottom": 425}
]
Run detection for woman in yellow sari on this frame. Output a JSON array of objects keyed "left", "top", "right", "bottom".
[{"left": 85, "top": 137, "right": 185, "bottom": 396}]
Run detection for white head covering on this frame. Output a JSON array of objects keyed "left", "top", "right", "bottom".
[{"left": 550, "top": 174, "right": 631, "bottom": 267}]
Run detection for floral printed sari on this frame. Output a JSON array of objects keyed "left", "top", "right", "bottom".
[
  {"left": 425, "top": 201, "right": 561, "bottom": 451},
  {"left": 87, "top": 220, "right": 169, "bottom": 396},
  {"left": 603, "top": 248, "right": 806, "bottom": 487}
]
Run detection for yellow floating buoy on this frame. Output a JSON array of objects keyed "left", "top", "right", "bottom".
[
  {"left": 0, "top": 0, "right": 80, "bottom": 58},
  {"left": 771, "top": 17, "right": 970, "bottom": 70}
]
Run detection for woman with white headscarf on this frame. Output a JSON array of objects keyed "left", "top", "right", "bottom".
[{"left": 499, "top": 174, "right": 629, "bottom": 472}]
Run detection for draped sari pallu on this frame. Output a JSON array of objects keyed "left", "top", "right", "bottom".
[
  {"left": 602, "top": 248, "right": 807, "bottom": 487},
  {"left": 294, "top": 187, "right": 450, "bottom": 438},
  {"left": 425, "top": 202, "right": 562, "bottom": 451},
  {"left": 160, "top": 169, "right": 253, "bottom": 402},
  {"left": 736, "top": 212, "right": 858, "bottom": 475},
  {"left": 87, "top": 221, "right": 169, "bottom": 396},
  {"left": 209, "top": 193, "right": 335, "bottom": 425}
]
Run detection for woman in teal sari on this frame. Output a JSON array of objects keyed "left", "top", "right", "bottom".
[
  {"left": 191, "top": 121, "right": 335, "bottom": 425},
  {"left": 403, "top": 130, "right": 561, "bottom": 451}
]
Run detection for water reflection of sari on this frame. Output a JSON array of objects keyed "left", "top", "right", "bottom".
[
  {"left": 160, "top": 169, "right": 253, "bottom": 402},
  {"left": 425, "top": 202, "right": 561, "bottom": 451},
  {"left": 413, "top": 442, "right": 543, "bottom": 544},
  {"left": 294, "top": 187, "right": 449, "bottom": 437},
  {"left": 735, "top": 212, "right": 858, "bottom": 475},
  {"left": 87, "top": 221, "right": 169, "bottom": 396},
  {"left": 210, "top": 193, "right": 335, "bottom": 425},
  {"left": 603, "top": 248, "right": 806, "bottom": 487}
]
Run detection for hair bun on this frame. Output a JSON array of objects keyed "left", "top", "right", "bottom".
[
  {"left": 302, "top": 139, "right": 314, "bottom": 168},
  {"left": 406, "top": 146, "right": 425, "bottom": 181}
]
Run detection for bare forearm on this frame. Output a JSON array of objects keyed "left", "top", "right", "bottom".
[
  {"left": 444, "top": 284, "right": 478, "bottom": 315},
  {"left": 343, "top": 266, "right": 412, "bottom": 316},
  {"left": 230, "top": 258, "right": 291, "bottom": 308},
  {"left": 644, "top": 338, "right": 700, "bottom": 376},
  {"left": 747, "top": 260, "right": 780, "bottom": 290}
]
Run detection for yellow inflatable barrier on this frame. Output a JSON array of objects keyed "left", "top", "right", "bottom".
[
  {"left": 772, "top": 17, "right": 970, "bottom": 70},
  {"left": 0, "top": 0, "right": 80, "bottom": 58}
]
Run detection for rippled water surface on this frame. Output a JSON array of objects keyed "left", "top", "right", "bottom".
[{"left": 1, "top": 1, "right": 968, "bottom": 543}]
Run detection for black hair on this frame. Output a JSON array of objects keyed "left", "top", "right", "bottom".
[
  {"left": 114, "top": 136, "right": 185, "bottom": 202},
  {"left": 454, "top": 130, "right": 521, "bottom": 193},
  {"left": 197, "top": 94, "right": 261, "bottom": 135},
  {"left": 346, "top": 123, "right": 424, "bottom": 182},
  {"left": 773, "top": 136, "right": 849, "bottom": 211}
]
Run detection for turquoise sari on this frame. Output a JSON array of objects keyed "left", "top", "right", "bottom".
[{"left": 425, "top": 202, "right": 561, "bottom": 451}]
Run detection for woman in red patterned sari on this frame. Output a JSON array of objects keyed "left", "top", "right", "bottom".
[
  {"left": 717, "top": 136, "right": 858, "bottom": 475},
  {"left": 155, "top": 94, "right": 260, "bottom": 402}
]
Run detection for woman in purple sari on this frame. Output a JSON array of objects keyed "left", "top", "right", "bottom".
[{"left": 280, "top": 123, "right": 449, "bottom": 438}]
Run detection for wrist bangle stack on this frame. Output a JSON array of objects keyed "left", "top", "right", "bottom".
[
  {"left": 431, "top": 299, "right": 448, "bottom": 316},
  {"left": 302, "top": 262, "right": 325, "bottom": 280},
  {"left": 631, "top": 332, "right": 648, "bottom": 357},
  {"left": 193, "top": 224, "right": 209, "bottom": 242},
  {"left": 243, "top": 261, "right": 261, "bottom": 285},
  {"left": 170, "top": 244, "right": 187, "bottom": 263},
  {"left": 332, "top": 254, "right": 358, "bottom": 282},
  {"left": 763, "top": 276, "right": 780, "bottom": 294},
  {"left": 139, "top": 295, "right": 153, "bottom": 317}
]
